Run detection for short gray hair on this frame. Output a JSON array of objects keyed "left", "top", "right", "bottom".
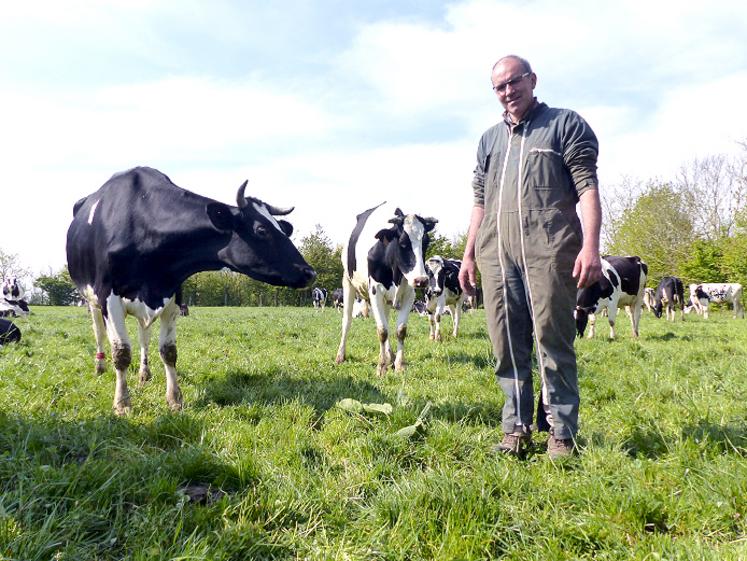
[{"left": 492, "top": 55, "right": 533, "bottom": 75}]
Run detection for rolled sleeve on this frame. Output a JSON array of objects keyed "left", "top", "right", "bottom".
[{"left": 562, "top": 112, "right": 599, "bottom": 198}]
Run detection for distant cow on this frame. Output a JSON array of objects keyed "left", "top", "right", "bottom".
[
  {"left": 1, "top": 277, "right": 30, "bottom": 318},
  {"left": 0, "top": 318, "right": 21, "bottom": 346},
  {"left": 643, "top": 287, "right": 656, "bottom": 313},
  {"left": 653, "top": 276, "right": 685, "bottom": 321},
  {"left": 352, "top": 296, "right": 370, "bottom": 318},
  {"left": 335, "top": 203, "right": 436, "bottom": 374},
  {"left": 331, "top": 288, "right": 344, "bottom": 311},
  {"left": 424, "top": 256, "right": 467, "bottom": 341},
  {"left": 179, "top": 303, "right": 190, "bottom": 317},
  {"left": 412, "top": 299, "right": 428, "bottom": 317},
  {"left": 688, "top": 283, "right": 744, "bottom": 319},
  {"left": 311, "top": 287, "right": 328, "bottom": 309},
  {"left": 575, "top": 255, "right": 648, "bottom": 339},
  {"left": 685, "top": 285, "right": 710, "bottom": 316},
  {"left": 66, "top": 166, "right": 315, "bottom": 414}
]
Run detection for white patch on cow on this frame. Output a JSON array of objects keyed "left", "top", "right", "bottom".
[
  {"left": 401, "top": 215, "right": 428, "bottom": 286},
  {"left": 252, "top": 201, "right": 284, "bottom": 233},
  {"left": 87, "top": 199, "right": 100, "bottom": 225},
  {"left": 83, "top": 285, "right": 99, "bottom": 306}
]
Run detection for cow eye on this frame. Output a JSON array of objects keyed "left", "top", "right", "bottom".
[{"left": 254, "top": 223, "right": 269, "bottom": 238}]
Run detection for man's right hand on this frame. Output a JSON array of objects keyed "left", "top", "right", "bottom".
[{"left": 459, "top": 256, "right": 478, "bottom": 296}]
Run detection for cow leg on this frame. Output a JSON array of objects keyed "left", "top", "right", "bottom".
[
  {"left": 335, "top": 279, "right": 355, "bottom": 364},
  {"left": 90, "top": 305, "right": 107, "bottom": 375},
  {"left": 104, "top": 297, "right": 132, "bottom": 415},
  {"left": 606, "top": 305, "right": 619, "bottom": 339},
  {"left": 451, "top": 302, "right": 461, "bottom": 337},
  {"left": 630, "top": 301, "right": 642, "bottom": 337},
  {"left": 158, "top": 300, "right": 182, "bottom": 411},
  {"left": 136, "top": 317, "right": 152, "bottom": 385},
  {"left": 586, "top": 312, "right": 597, "bottom": 339},
  {"left": 393, "top": 288, "right": 415, "bottom": 372},
  {"left": 369, "top": 290, "right": 392, "bottom": 375},
  {"left": 427, "top": 310, "right": 437, "bottom": 340}
]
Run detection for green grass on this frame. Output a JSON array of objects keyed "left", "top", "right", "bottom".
[{"left": 1, "top": 306, "right": 746, "bottom": 560}]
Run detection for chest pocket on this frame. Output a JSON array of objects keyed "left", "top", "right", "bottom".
[{"left": 525, "top": 147, "right": 573, "bottom": 208}]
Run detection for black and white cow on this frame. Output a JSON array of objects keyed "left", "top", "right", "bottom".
[
  {"left": 66, "top": 166, "right": 315, "bottom": 414},
  {"left": 0, "top": 318, "right": 21, "bottom": 346},
  {"left": 688, "top": 283, "right": 744, "bottom": 319},
  {"left": 311, "top": 287, "right": 328, "bottom": 309},
  {"left": 424, "top": 256, "right": 467, "bottom": 341},
  {"left": 331, "top": 288, "right": 344, "bottom": 311},
  {"left": 652, "top": 276, "right": 686, "bottom": 321},
  {"left": 643, "top": 287, "right": 656, "bottom": 313},
  {"left": 685, "top": 285, "right": 710, "bottom": 316},
  {"left": 352, "top": 296, "right": 370, "bottom": 318},
  {"left": 575, "top": 255, "right": 648, "bottom": 339},
  {"left": 335, "top": 203, "right": 436, "bottom": 374},
  {"left": 1, "top": 277, "right": 30, "bottom": 318}
]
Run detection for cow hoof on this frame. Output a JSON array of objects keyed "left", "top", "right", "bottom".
[
  {"left": 376, "top": 364, "right": 389, "bottom": 376},
  {"left": 167, "top": 389, "right": 183, "bottom": 411},
  {"left": 95, "top": 361, "right": 107, "bottom": 375},
  {"left": 113, "top": 396, "right": 132, "bottom": 416},
  {"left": 394, "top": 360, "right": 405, "bottom": 372},
  {"left": 429, "top": 334, "right": 435, "bottom": 341},
  {"left": 138, "top": 367, "right": 152, "bottom": 385},
  {"left": 435, "top": 334, "right": 442, "bottom": 342},
  {"left": 334, "top": 354, "right": 345, "bottom": 365}
]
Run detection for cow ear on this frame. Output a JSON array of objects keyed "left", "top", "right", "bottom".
[
  {"left": 206, "top": 202, "right": 235, "bottom": 232},
  {"left": 375, "top": 227, "right": 397, "bottom": 243},
  {"left": 418, "top": 216, "right": 438, "bottom": 232},
  {"left": 278, "top": 220, "right": 293, "bottom": 237}
]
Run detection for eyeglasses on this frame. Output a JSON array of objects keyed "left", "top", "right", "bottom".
[{"left": 492, "top": 72, "right": 531, "bottom": 93}]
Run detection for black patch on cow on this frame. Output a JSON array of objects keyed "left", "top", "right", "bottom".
[
  {"left": 603, "top": 255, "right": 644, "bottom": 296},
  {"left": 347, "top": 202, "right": 386, "bottom": 275},
  {"left": 0, "top": 318, "right": 21, "bottom": 344}
]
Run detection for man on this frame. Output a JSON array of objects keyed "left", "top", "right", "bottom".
[{"left": 458, "top": 55, "right": 602, "bottom": 459}]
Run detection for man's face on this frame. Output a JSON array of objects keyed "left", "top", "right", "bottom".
[{"left": 491, "top": 59, "right": 536, "bottom": 122}]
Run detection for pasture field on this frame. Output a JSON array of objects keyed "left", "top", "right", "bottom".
[{"left": 1, "top": 305, "right": 746, "bottom": 560}]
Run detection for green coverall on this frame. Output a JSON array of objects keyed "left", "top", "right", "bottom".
[{"left": 473, "top": 101, "right": 599, "bottom": 440}]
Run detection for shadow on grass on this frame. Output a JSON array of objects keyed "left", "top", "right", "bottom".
[
  {"left": 681, "top": 420, "right": 747, "bottom": 456},
  {"left": 195, "top": 369, "right": 389, "bottom": 417}
]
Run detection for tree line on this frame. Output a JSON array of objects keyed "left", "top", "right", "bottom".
[{"left": 4, "top": 141, "right": 746, "bottom": 306}]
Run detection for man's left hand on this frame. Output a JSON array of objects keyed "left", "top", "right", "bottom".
[{"left": 572, "top": 247, "right": 602, "bottom": 289}]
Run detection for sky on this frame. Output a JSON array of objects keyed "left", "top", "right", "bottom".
[{"left": 2, "top": 0, "right": 746, "bottom": 277}]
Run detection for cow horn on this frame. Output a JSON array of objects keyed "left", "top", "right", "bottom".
[
  {"left": 264, "top": 203, "right": 294, "bottom": 216},
  {"left": 236, "top": 180, "right": 248, "bottom": 209}
]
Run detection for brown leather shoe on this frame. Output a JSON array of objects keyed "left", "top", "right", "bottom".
[
  {"left": 492, "top": 432, "right": 531, "bottom": 458},
  {"left": 547, "top": 434, "right": 576, "bottom": 459}
]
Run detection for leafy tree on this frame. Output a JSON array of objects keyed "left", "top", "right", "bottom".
[
  {"left": 426, "top": 230, "right": 455, "bottom": 259},
  {"left": 679, "top": 239, "right": 725, "bottom": 284},
  {"left": 35, "top": 267, "right": 77, "bottom": 305},
  {"left": 299, "top": 225, "right": 343, "bottom": 301},
  {"left": 606, "top": 183, "right": 695, "bottom": 287},
  {"left": 0, "top": 248, "right": 31, "bottom": 285}
]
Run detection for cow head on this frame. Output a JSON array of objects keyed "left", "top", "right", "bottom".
[
  {"left": 652, "top": 300, "right": 664, "bottom": 319},
  {"left": 575, "top": 276, "right": 613, "bottom": 337},
  {"left": 426, "top": 255, "right": 446, "bottom": 297},
  {"left": 374, "top": 209, "right": 437, "bottom": 289},
  {"left": 2, "top": 277, "right": 23, "bottom": 300},
  {"left": 211, "top": 181, "right": 316, "bottom": 288}
]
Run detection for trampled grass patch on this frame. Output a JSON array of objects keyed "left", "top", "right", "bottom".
[{"left": 1, "top": 306, "right": 746, "bottom": 559}]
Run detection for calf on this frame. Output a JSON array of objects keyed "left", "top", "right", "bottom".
[
  {"left": 331, "top": 288, "right": 344, "bottom": 311},
  {"left": 66, "top": 166, "right": 315, "bottom": 414},
  {"left": 424, "top": 256, "right": 467, "bottom": 341},
  {"left": 335, "top": 203, "right": 436, "bottom": 374},
  {"left": 643, "top": 287, "right": 656, "bottom": 313},
  {"left": 311, "top": 287, "right": 328, "bottom": 309},
  {"left": 575, "top": 255, "right": 648, "bottom": 339},
  {"left": 0, "top": 318, "right": 21, "bottom": 346},
  {"left": 653, "top": 276, "right": 685, "bottom": 321},
  {"left": 688, "top": 283, "right": 744, "bottom": 319}
]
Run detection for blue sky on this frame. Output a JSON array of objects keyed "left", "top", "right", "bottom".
[{"left": 2, "top": 0, "right": 747, "bottom": 275}]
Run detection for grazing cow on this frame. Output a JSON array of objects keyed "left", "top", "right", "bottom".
[
  {"left": 179, "top": 303, "right": 190, "bottom": 317},
  {"left": 66, "top": 166, "right": 315, "bottom": 414},
  {"left": 1, "top": 277, "right": 30, "bottom": 318},
  {"left": 352, "top": 296, "right": 370, "bottom": 318},
  {"left": 643, "top": 287, "right": 656, "bottom": 313},
  {"left": 685, "top": 285, "right": 710, "bottom": 316},
  {"left": 0, "top": 318, "right": 21, "bottom": 346},
  {"left": 311, "top": 287, "right": 328, "bottom": 309},
  {"left": 688, "top": 283, "right": 744, "bottom": 319},
  {"left": 575, "top": 255, "right": 648, "bottom": 339},
  {"left": 335, "top": 203, "right": 436, "bottom": 374},
  {"left": 652, "top": 276, "right": 686, "bottom": 321},
  {"left": 424, "top": 256, "right": 467, "bottom": 341},
  {"left": 412, "top": 299, "right": 428, "bottom": 317}
]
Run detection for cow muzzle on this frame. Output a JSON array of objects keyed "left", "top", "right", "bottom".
[{"left": 413, "top": 276, "right": 429, "bottom": 289}]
